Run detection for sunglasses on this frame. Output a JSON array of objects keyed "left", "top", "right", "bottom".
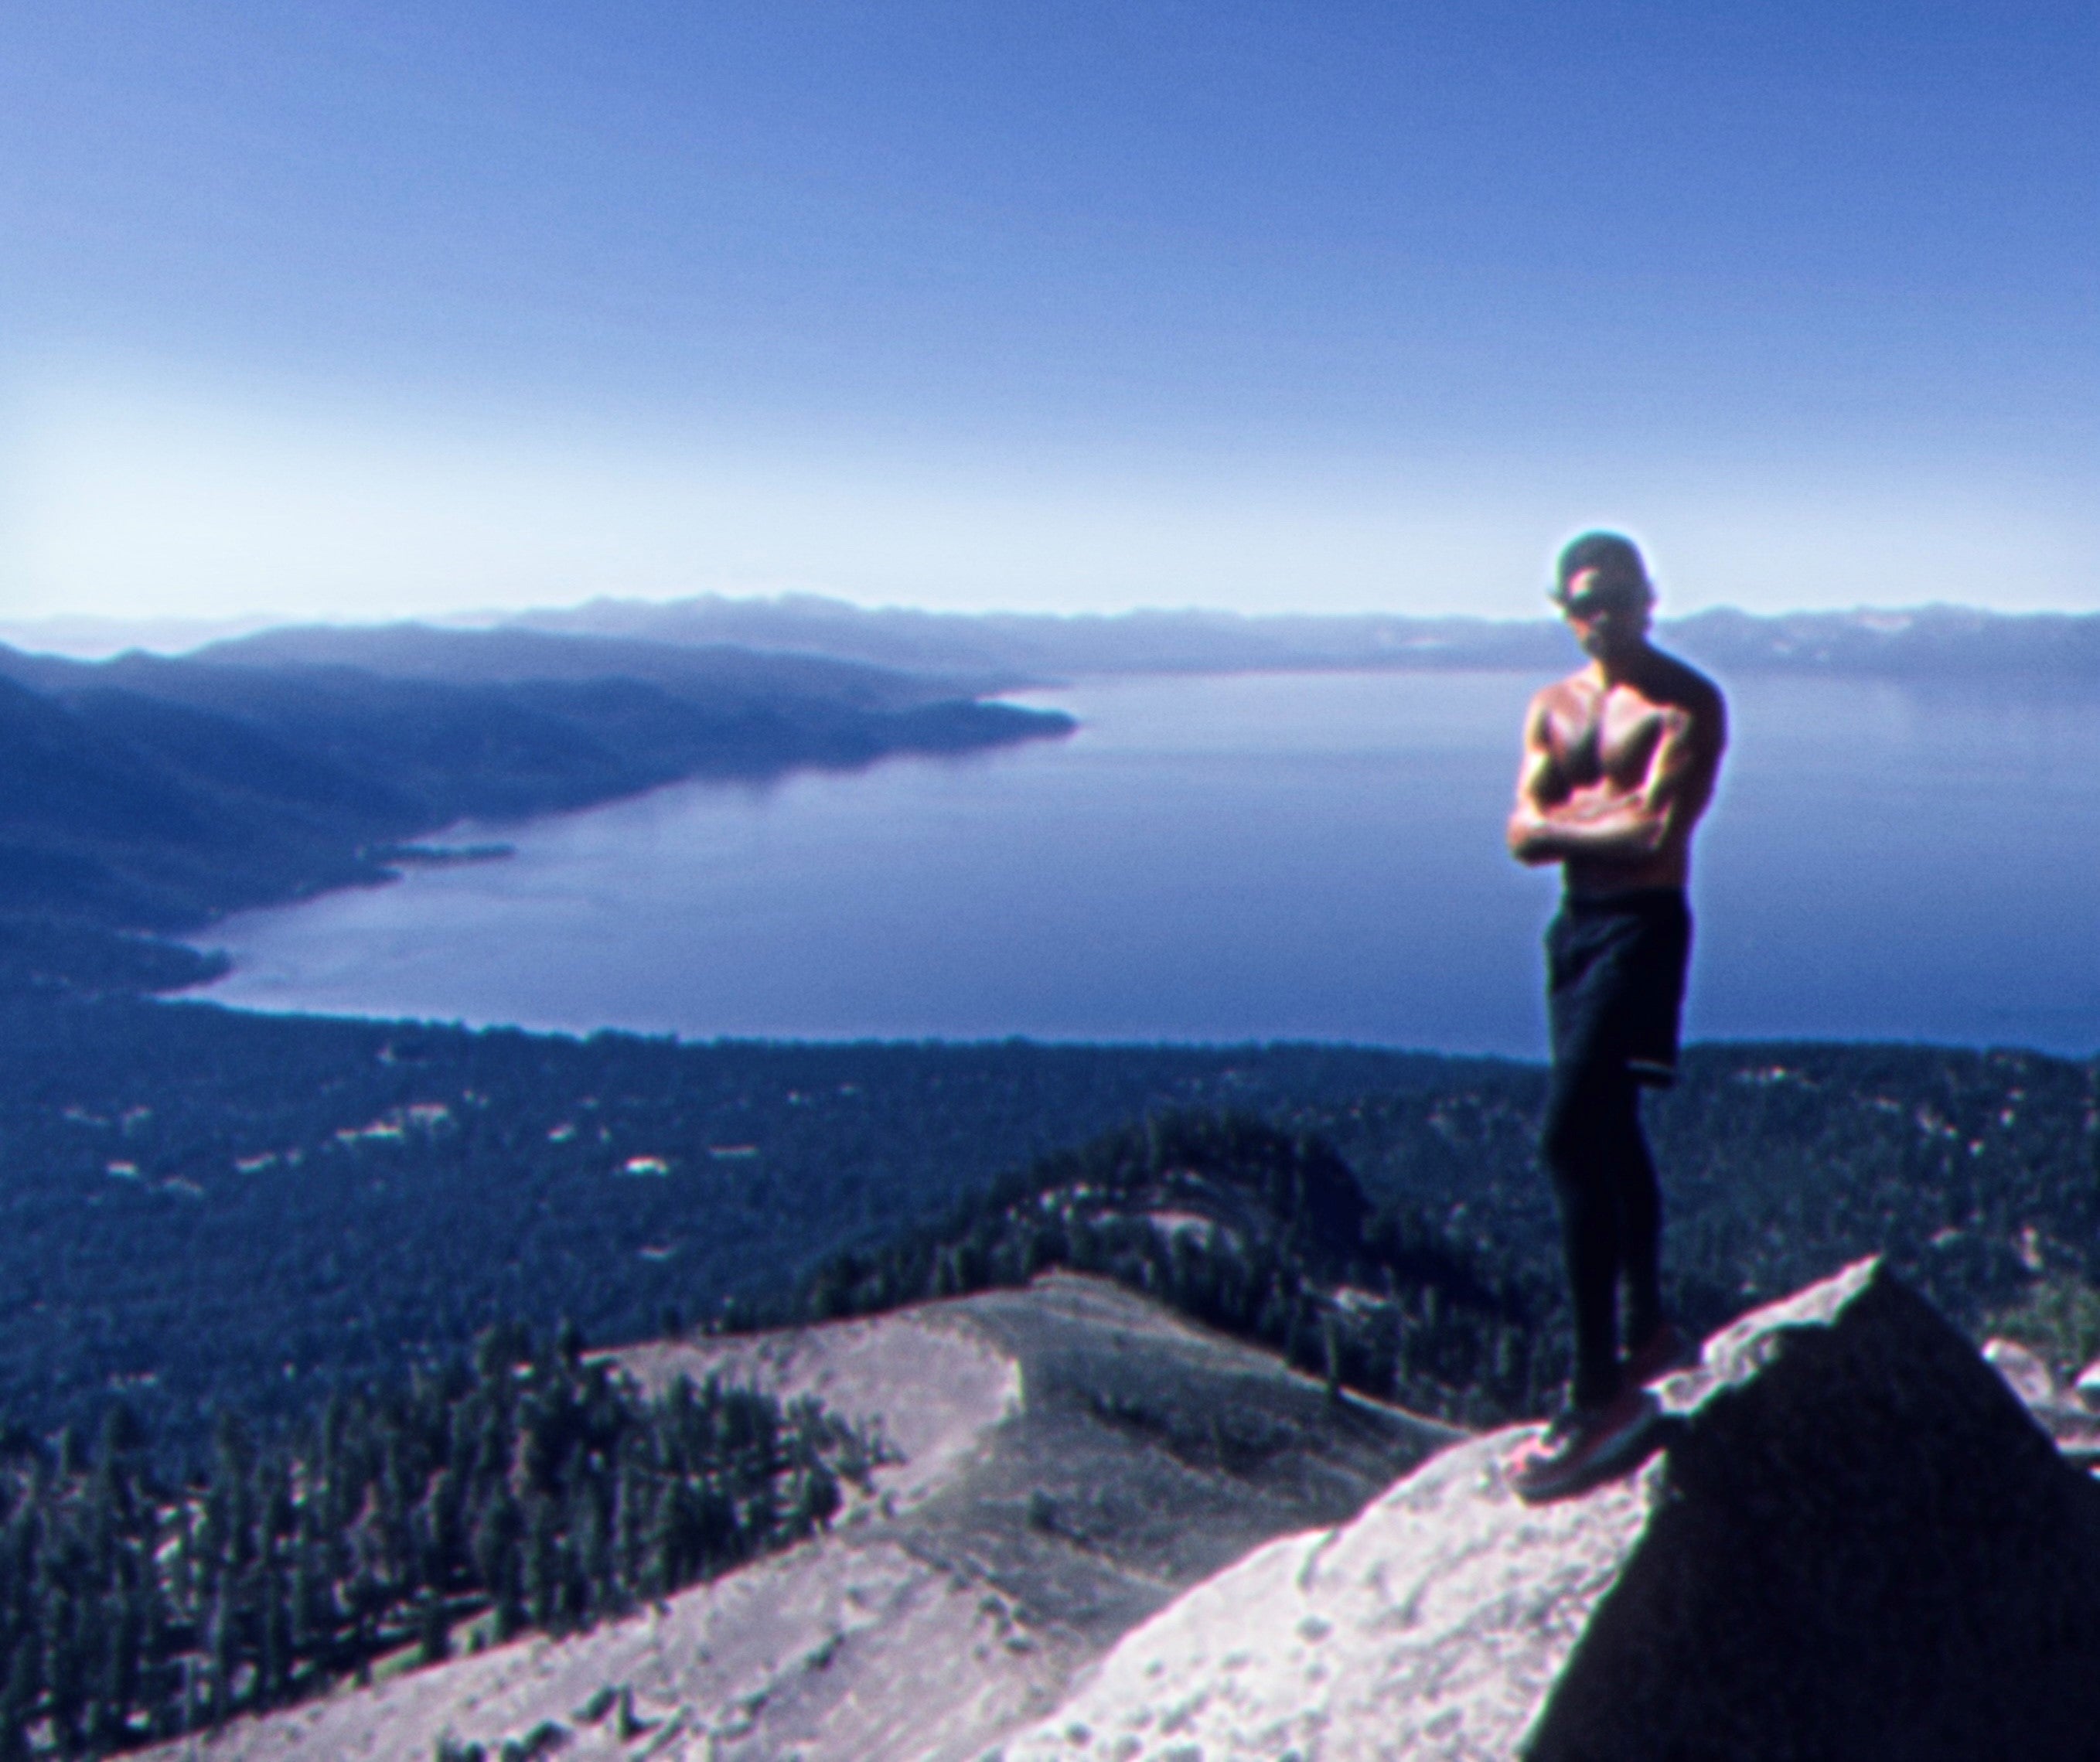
[{"left": 1551, "top": 584, "right": 1646, "bottom": 619}]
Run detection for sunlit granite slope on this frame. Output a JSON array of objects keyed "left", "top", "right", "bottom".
[{"left": 997, "top": 1260, "right": 2100, "bottom": 1762}]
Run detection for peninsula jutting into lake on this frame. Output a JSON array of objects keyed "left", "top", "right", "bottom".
[{"left": 0, "top": 622, "right": 1073, "bottom": 998}]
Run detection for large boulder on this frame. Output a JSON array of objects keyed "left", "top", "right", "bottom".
[{"left": 997, "top": 1259, "right": 2100, "bottom": 1761}]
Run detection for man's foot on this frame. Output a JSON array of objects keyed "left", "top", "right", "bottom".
[
  {"left": 1622, "top": 1320, "right": 1702, "bottom": 1387},
  {"left": 1512, "top": 1385, "right": 1666, "bottom": 1505}
]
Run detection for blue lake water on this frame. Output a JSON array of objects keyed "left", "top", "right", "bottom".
[{"left": 192, "top": 670, "right": 2100, "bottom": 1058}]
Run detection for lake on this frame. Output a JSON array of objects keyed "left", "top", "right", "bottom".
[{"left": 191, "top": 669, "right": 2100, "bottom": 1058}]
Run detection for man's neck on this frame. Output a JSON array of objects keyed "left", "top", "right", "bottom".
[{"left": 1588, "top": 640, "right": 1655, "bottom": 690}]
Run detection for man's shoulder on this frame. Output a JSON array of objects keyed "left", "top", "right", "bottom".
[
  {"left": 1534, "top": 667, "right": 1602, "bottom": 703},
  {"left": 1526, "top": 670, "right": 1597, "bottom": 724},
  {"left": 1639, "top": 645, "right": 1726, "bottom": 714}
]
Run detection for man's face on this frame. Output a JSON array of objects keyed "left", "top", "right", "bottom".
[{"left": 1556, "top": 567, "right": 1652, "bottom": 662}]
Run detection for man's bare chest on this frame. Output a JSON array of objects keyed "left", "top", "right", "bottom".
[{"left": 1548, "top": 686, "right": 1672, "bottom": 786}]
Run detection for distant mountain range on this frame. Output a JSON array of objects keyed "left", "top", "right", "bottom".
[
  {"left": 507, "top": 591, "right": 2100, "bottom": 685},
  {"left": 0, "top": 628, "right": 1071, "bottom": 994},
  {"left": 11, "top": 595, "right": 2098, "bottom": 687}
]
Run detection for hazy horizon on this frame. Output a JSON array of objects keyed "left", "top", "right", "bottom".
[
  {"left": 3, "top": 5, "right": 2091, "bottom": 629},
  {"left": 3, "top": 588, "right": 2095, "bottom": 665}
]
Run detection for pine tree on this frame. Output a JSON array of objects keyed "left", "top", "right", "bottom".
[
  {"left": 206, "top": 1578, "right": 234, "bottom": 1726},
  {"left": 415, "top": 1590, "right": 449, "bottom": 1668}
]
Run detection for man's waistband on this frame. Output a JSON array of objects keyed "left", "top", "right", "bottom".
[{"left": 1557, "top": 885, "right": 1689, "bottom": 918}]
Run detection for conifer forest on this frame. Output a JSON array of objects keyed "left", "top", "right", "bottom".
[{"left": 0, "top": 993, "right": 2096, "bottom": 1753}]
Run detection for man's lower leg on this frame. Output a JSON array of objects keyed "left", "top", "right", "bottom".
[
  {"left": 1544, "top": 1128, "right": 1624, "bottom": 1408},
  {"left": 1607, "top": 1079, "right": 1665, "bottom": 1347}
]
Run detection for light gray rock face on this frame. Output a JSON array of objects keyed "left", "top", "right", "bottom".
[
  {"left": 1983, "top": 1338, "right": 2100, "bottom": 1464},
  {"left": 1001, "top": 1259, "right": 2100, "bottom": 1762},
  {"left": 994, "top": 1429, "right": 1655, "bottom": 1762}
]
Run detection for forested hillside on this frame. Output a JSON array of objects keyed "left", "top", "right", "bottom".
[
  {"left": 1, "top": 995, "right": 2092, "bottom": 1465},
  {"left": 786, "top": 1111, "right": 1555, "bottom": 1424},
  {"left": 1295, "top": 1039, "right": 2100, "bottom": 1340},
  {"left": 0, "top": 997, "right": 1483, "bottom": 1458},
  {"left": 0, "top": 993, "right": 2095, "bottom": 1756},
  {"left": 779, "top": 1046, "right": 2100, "bottom": 1427},
  {"left": 0, "top": 1329, "right": 870, "bottom": 1757},
  {"left": 0, "top": 632, "right": 1069, "bottom": 994}
]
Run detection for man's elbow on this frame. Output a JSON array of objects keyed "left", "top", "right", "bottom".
[
  {"left": 1507, "top": 820, "right": 1554, "bottom": 865},
  {"left": 1630, "top": 814, "right": 1674, "bottom": 859}
]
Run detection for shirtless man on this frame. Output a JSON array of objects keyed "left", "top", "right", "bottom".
[{"left": 1505, "top": 530, "right": 1727, "bottom": 1502}]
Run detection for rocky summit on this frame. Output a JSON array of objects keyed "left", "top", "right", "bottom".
[
  {"left": 140, "top": 1263, "right": 2100, "bottom": 1762},
  {"left": 998, "top": 1259, "right": 2100, "bottom": 1762}
]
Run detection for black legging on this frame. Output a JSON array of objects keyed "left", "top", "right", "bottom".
[{"left": 1541, "top": 1058, "right": 1663, "bottom": 1409}]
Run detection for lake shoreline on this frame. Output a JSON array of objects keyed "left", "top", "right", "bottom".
[{"left": 184, "top": 670, "right": 2100, "bottom": 1058}]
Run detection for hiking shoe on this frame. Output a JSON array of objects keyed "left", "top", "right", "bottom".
[
  {"left": 1622, "top": 1321, "right": 1702, "bottom": 1387},
  {"left": 1512, "top": 1385, "right": 1665, "bottom": 1505}
]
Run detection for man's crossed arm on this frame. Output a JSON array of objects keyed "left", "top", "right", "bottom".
[{"left": 1506, "top": 701, "right": 1723, "bottom": 868}]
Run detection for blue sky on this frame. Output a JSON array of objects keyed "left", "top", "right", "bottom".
[{"left": 1, "top": 1, "right": 2092, "bottom": 625}]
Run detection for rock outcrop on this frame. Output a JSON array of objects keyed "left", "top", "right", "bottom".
[
  {"left": 999, "top": 1259, "right": 2100, "bottom": 1762},
  {"left": 1982, "top": 1337, "right": 2100, "bottom": 1464},
  {"left": 143, "top": 1261, "right": 2100, "bottom": 1762}
]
